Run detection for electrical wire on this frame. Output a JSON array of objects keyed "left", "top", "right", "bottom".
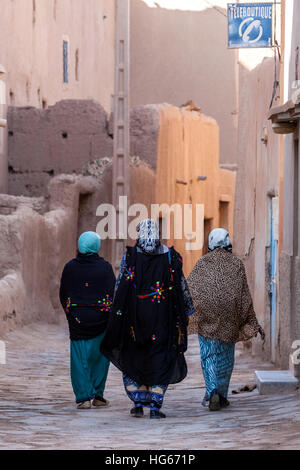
[{"left": 269, "top": 0, "right": 280, "bottom": 108}]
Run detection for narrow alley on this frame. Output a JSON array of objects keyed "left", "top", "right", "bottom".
[
  {"left": 0, "top": 0, "right": 300, "bottom": 453},
  {"left": 0, "top": 322, "right": 299, "bottom": 450}
]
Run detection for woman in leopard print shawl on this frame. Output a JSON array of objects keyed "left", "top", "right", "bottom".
[{"left": 187, "top": 228, "right": 264, "bottom": 411}]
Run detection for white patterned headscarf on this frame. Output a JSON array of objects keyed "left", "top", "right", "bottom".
[
  {"left": 208, "top": 228, "right": 232, "bottom": 252},
  {"left": 136, "top": 218, "right": 160, "bottom": 254}
]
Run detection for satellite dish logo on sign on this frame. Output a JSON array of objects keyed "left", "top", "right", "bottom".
[{"left": 228, "top": 3, "right": 273, "bottom": 49}]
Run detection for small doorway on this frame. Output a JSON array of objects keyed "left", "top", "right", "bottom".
[
  {"left": 203, "top": 218, "right": 213, "bottom": 255},
  {"left": 219, "top": 201, "right": 229, "bottom": 231}
]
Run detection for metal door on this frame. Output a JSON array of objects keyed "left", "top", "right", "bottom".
[{"left": 269, "top": 197, "right": 278, "bottom": 363}]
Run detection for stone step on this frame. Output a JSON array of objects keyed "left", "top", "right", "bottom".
[{"left": 255, "top": 370, "right": 299, "bottom": 395}]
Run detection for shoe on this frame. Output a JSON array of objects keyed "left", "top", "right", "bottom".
[
  {"left": 130, "top": 406, "right": 144, "bottom": 417},
  {"left": 77, "top": 400, "right": 91, "bottom": 409},
  {"left": 150, "top": 409, "right": 166, "bottom": 419},
  {"left": 92, "top": 397, "right": 110, "bottom": 407},
  {"left": 209, "top": 389, "right": 221, "bottom": 411},
  {"left": 219, "top": 395, "right": 230, "bottom": 408}
]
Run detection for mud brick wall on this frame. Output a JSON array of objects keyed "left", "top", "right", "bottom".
[{"left": 7, "top": 100, "right": 113, "bottom": 197}]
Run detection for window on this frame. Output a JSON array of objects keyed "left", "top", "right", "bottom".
[{"left": 63, "top": 40, "right": 69, "bottom": 84}]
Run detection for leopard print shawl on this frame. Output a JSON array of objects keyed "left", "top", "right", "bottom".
[{"left": 187, "top": 249, "right": 260, "bottom": 343}]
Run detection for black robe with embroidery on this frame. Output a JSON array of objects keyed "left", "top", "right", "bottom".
[
  {"left": 59, "top": 253, "right": 116, "bottom": 341},
  {"left": 101, "top": 246, "right": 188, "bottom": 386}
]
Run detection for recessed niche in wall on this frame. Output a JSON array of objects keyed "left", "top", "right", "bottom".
[
  {"left": 9, "top": 90, "right": 15, "bottom": 105},
  {"left": 75, "top": 49, "right": 79, "bottom": 81}
]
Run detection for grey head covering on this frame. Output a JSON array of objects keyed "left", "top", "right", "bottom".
[
  {"left": 208, "top": 228, "right": 232, "bottom": 252},
  {"left": 136, "top": 218, "right": 161, "bottom": 254}
]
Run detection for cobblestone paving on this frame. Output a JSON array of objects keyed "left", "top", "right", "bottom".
[{"left": 0, "top": 321, "right": 299, "bottom": 450}]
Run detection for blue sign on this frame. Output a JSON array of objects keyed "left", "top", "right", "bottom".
[{"left": 228, "top": 3, "right": 273, "bottom": 48}]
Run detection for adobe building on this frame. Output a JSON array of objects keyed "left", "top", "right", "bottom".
[
  {"left": 234, "top": 0, "right": 300, "bottom": 371},
  {"left": 130, "top": 0, "right": 276, "bottom": 169},
  {"left": 155, "top": 104, "right": 235, "bottom": 275},
  {"left": 0, "top": 0, "right": 115, "bottom": 112},
  {"left": 268, "top": 0, "right": 300, "bottom": 369},
  {"left": 0, "top": 99, "right": 236, "bottom": 335}
]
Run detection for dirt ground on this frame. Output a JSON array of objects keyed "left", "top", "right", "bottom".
[{"left": 0, "top": 321, "right": 299, "bottom": 450}]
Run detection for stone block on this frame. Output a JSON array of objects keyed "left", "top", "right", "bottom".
[{"left": 255, "top": 370, "right": 299, "bottom": 395}]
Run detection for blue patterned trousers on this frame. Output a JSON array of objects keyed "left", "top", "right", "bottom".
[{"left": 198, "top": 335, "right": 235, "bottom": 402}]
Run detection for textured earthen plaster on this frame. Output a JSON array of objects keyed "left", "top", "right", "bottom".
[
  {"left": 2, "top": 100, "right": 234, "bottom": 334},
  {"left": 7, "top": 100, "right": 113, "bottom": 197},
  {"left": 233, "top": 58, "right": 281, "bottom": 363},
  {"left": 130, "top": 105, "right": 161, "bottom": 170},
  {"left": 155, "top": 104, "right": 236, "bottom": 275},
  {"left": 0, "top": 202, "right": 55, "bottom": 334},
  {"left": 8, "top": 100, "right": 161, "bottom": 198}
]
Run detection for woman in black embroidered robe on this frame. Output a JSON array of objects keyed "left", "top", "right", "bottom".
[{"left": 101, "top": 219, "right": 194, "bottom": 419}]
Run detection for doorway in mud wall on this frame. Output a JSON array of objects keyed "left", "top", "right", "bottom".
[
  {"left": 203, "top": 218, "right": 213, "bottom": 255},
  {"left": 219, "top": 201, "right": 229, "bottom": 232},
  {"left": 159, "top": 216, "right": 168, "bottom": 246}
]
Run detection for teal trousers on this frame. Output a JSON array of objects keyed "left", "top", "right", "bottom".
[{"left": 70, "top": 332, "right": 110, "bottom": 403}]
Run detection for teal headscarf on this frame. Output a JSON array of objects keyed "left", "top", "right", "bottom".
[{"left": 78, "top": 231, "right": 101, "bottom": 254}]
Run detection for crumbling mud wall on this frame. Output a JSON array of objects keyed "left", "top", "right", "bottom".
[
  {"left": 130, "top": 105, "right": 161, "bottom": 170},
  {"left": 7, "top": 100, "right": 113, "bottom": 197},
  {"left": 0, "top": 195, "right": 55, "bottom": 334},
  {"left": 1, "top": 99, "right": 235, "bottom": 334},
  {"left": 0, "top": 174, "right": 100, "bottom": 336},
  {"left": 0, "top": 165, "right": 157, "bottom": 336},
  {"left": 7, "top": 100, "right": 160, "bottom": 197}
]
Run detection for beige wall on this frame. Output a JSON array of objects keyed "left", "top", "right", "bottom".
[
  {"left": 234, "top": 57, "right": 281, "bottom": 361},
  {"left": 0, "top": 0, "right": 115, "bottom": 112}
]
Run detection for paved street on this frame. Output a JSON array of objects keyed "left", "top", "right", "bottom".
[{"left": 0, "top": 321, "right": 299, "bottom": 450}]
